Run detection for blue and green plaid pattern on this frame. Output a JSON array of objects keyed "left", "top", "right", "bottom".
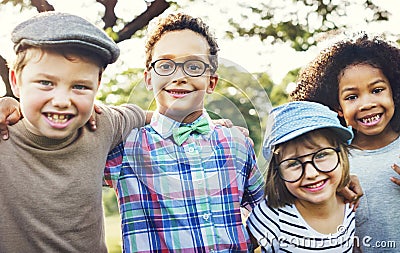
[{"left": 104, "top": 112, "right": 265, "bottom": 252}]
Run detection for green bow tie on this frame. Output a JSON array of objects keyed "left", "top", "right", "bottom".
[{"left": 172, "top": 118, "right": 210, "bottom": 146}]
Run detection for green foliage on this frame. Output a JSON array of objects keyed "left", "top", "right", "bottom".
[
  {"left": 104, "top": 214, "right": 122, "bottom": 253},
  {"left": 97, "top": 68, "right": 151, "bottom": 107},
  {"left": 103, "top": 188, "right": 119, "bottom": 216},
  {"left": 1, "top": 0, "right": 25, "bottom": 6},
  {"left": 227, "top": 0, "right": 389, "bottom": 51},
  {"left": 210, "top": 64, "right": 272, "bottom": 154}
]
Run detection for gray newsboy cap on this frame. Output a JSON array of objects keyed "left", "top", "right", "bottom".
[{"left": 11, "top": 11, "right": 120, "bottom": 65}]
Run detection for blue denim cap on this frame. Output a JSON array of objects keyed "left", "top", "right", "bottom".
[
  {"left": 11, "top": 11, "right": 120, "bottom": 65},
  {"left": 263, "top": 101, "right": 353, "bottom": 160}
]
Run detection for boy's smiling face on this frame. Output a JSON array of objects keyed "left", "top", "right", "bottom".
[
  {"left": 144, "top": 29, "right": 218, "bottom": 123},
  {"left": 10, "top": 48, "right": 100, "bottom": 139}
]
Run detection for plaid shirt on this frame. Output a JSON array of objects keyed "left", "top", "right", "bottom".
[{"left": 105, "top": 112, "right": 265, "bottom": 253}]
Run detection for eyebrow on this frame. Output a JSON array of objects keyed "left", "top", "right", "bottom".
[
  {"left": 340, "top": 78, "right": 387, "bottom": 95},
  {"left": 35, "top": 73, "right": 96, "bottom": 85},
  {"left": 156, "top": 54, "right": 207, "bottom": 61}
]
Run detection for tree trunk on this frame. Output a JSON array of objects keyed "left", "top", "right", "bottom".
[
  {"left": 116, "top": 0, "right": 169, "bottom": 42},
  {"left": 0, "top": 55, "right": 13, "bottom": 97}
]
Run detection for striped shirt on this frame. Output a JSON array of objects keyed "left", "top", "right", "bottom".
[
  {"left": 105, "top": 112, "right": 265, "bottom": 253},
  {"left": 247, "top": 199, "right": 355, "bottom": 253}
]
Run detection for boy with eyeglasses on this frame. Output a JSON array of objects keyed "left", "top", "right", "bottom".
[{"left": 104, "top": 13, "right": 265, "bottom": 252}]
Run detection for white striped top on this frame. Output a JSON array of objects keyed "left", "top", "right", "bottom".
[{"left": 247, "top": 199, "right": 355, "bottom": 253}]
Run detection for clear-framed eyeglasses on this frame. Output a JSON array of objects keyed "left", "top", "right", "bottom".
[
  {"left": 275, "top": 147, "right": 341, "bottom": 183},
  {"left": 150, "top": 59, "right": 212, "bottom": 77}
]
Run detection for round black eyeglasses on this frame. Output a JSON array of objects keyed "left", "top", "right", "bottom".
[
  {"left": 275, "top": 147, "right": 341, "bottom": 183},
  {"left": 150, "top": 59, "right": 212, "bottom": 77}
]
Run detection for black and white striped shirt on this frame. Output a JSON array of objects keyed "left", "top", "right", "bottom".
[{"left": 247, "top": 199, "right": 355, "bottom": 253}]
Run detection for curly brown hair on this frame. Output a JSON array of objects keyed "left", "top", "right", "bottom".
[
  {"left": 144, "top": 13, "right": 219, "bottom": 73},
  {"left": 290, "top": 32, "right": 400, "bottom": 131}
]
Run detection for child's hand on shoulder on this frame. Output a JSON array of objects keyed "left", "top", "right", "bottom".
[
  {"left": 391, "top": 163, "right": 400, "bottom": 186},
  {"left": 0, "top": 97, "right": 21, "bottom": 140},
  {"left": 86, "top": 104, "right": 102, "bottom": 131},
  {"left": 212, "top": 118, "right": 254, "bottom": 146},
  {"left": 338, "top": 174, "right": 363, "bottom": 211}
]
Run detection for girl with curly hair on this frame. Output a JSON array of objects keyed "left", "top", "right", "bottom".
[{"left": 291, "top": 32, "right": 400, "bottom": 252}]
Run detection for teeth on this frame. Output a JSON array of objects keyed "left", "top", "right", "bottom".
[
  {"left": 361, "top": 114, "right": 380, "bottom": 124},
  {"left": 46, "top": 113, "right": 71, "bottom": 124},
  {"left": 307, "top": 181, "right": 325, "bottom": 189},
  {"left": 168, "top": 90, "right": 189, "bottom": 94}
]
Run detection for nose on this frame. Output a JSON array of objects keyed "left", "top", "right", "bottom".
[
  {"left": 51, "top": 88, "right": 71, "bottom": 108},
  {"left": 172, "top": 65, "right": 188, "bottom": 83},
  {"left": 359, "top": 96, "right": 377, "bottom": 111},
  {"left": 303, "top": 161, "right": 319, "bottom": 179}
]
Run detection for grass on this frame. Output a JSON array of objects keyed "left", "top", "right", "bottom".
[{"left": 105, "top": 214, "right": 122, "bottom": 253}]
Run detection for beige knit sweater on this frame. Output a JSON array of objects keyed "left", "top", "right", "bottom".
[{"left": 0, "top": 104, "right": 144, "bottom": 253}]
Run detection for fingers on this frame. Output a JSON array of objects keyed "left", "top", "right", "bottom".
[
  {"left": 339, "top": 186, "right": 358, "bottom": 203},
  {"left": 339, "top": 187, "right": 361, "bottom": 211},
  {"left": 0, "top": 124, "right": 9, "bottom": 140},
  {"left": 338, "top": 174, "right": 363, "bottom": 211},
  {"left": 213, "top": 118, "right": 233, "bottom": 128},
  {"left": 348, "top": 174, "right": 364, "bottom": 198},
  {"left": 0, "top": 98, "right": 22, "bottom": 140},
  {"left": 93, "top": 103, "right": 102, "bottom": 114},
  {"left": 145, "top": 111, "right": 154, "bottom": 124},
  {"left": 1, "top": 111, "right": 22, "bottom": 140},
  {"left": 86, "top": 108, "right": 97, "bottom": 131},
  {"left": 390, "top": 163, "right": 400, "bottom": 186},
  {"left": 247, "top": 136, "right": 255, "bottom": 147},
  {"left": 86, "top": 104, "right": 103, "bottom": 131},
  {"left": 235, "top": 126, "right": 249, "bottom": 137},
  {"left": 211, "top": 119, "right": 253, "bottom": 146},
  {"left": 86, "top": 117, "right": 97, "bottom": 131},
  {"left": 5, "top": 108, "right": 22, "bottom": 125}
]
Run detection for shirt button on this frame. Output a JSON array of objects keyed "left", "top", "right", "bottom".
[
  {"left": 188, "top": 147, "right": 195, "bottom": 153},
  {"left": 203, "top": 213, "right": 211, "bottom": 221}
]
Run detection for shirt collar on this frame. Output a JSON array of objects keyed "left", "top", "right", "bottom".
[{"left": 150, "top": 110, "right": 215, "bottom": 139}]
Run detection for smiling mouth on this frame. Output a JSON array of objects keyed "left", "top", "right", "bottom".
[
  {"left": 44, "top": 113, "right": 73, "bottom": 124},
  {"left": 359, "top": 114, "right": 382, "bottom": 124},
  {"left": 304, "top": 179, "right": 326, "bottom": 189},
  {"left": 166, "top": 89, "right": 192, "bottom": 95}
]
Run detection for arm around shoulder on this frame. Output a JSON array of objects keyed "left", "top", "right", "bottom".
[{"left": 98, "top": 103, "right": 145, "bottom": 147}]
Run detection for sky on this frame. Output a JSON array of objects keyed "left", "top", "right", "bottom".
[{"left": 1, "top": 0, "right": 400, "bottom": 96}]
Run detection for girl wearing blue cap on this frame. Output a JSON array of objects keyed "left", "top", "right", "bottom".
[
  {"left": 247, "top": 101, "right": 356, "bottom": 252},
  {"left": 291, "top": 32, "right": 400, "bottom": 252}
]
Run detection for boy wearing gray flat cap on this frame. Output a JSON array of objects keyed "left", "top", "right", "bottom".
[{"left": 0, "top": 11, "right": 145, "bottom": 252}]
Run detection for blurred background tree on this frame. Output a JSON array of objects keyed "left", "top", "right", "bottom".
[{"left": 226, "top": 0, "right": 390, "bottom": 51}]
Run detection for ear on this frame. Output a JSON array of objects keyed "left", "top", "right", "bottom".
[
  {"left": 9, "top": 70, "right": 21, "bottom": 98},
  {"left": 144, "top": 70, "right": 153, "bottom": 91},
  {"left": 206, "top": 74, "right": 218, "bottom": 94},
  {"left": 337, "top": 107, "right": 344, "bottom": 117}
]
